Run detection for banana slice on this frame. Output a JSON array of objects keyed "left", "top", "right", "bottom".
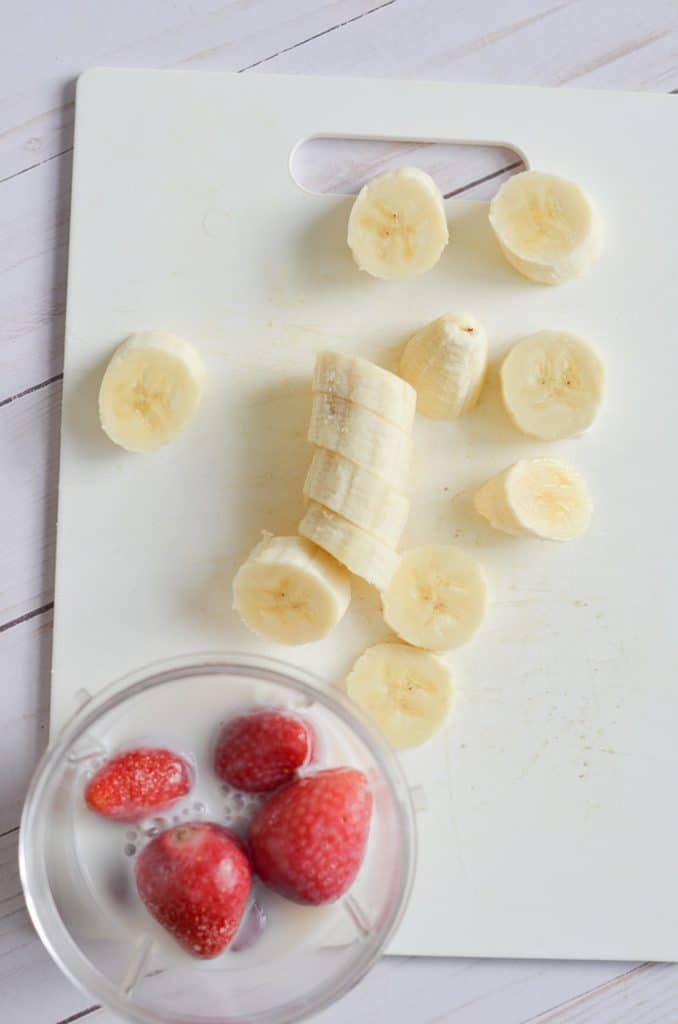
[
  {"left": 347, "top": 167, "right": 449, "bottom": 280},
  {"left": 474, "top": 458, "right": 592, "bottom": 541},
  {"left": 98, "top": 331, "right": 205, "bottom": 452},
  {"left": 304, "top": 449, "right": 409, "bottom": 547},
  {"left": 501, "top": 330, "right": 604, "bottom": 441},
  {"left": 382, "top": 545, "right": 487, "bottom": 651},
  {"left": 308, "top": 393, "right": 412, "bottom": 488},
  {"left": 489, "top": 170, "right": 602, "bottom": 285},
  {"left": 299, "top": 502, "right": 400, "bottom": 591},
  {"left": 313, "top": 351, "right": 416, "bottom": 432},
  {"left": 400, "top": 313, "right": 488, "bottom": 419},
  {"left": 232, "top": 534, "right": 351, "bottom": 645},
  {"left": 346, "top": 643, "right": 453, "bottom": 750}
]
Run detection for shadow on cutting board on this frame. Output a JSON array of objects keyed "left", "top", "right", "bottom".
[
  {"left": 63, "top": 350, "right": 121, "bottom": 459},
  {"left": 287, "top": 198, "right": 366, "bottom": 298},
  {"left": 198, "top": 376, "right": 312, "bottom": 628}
]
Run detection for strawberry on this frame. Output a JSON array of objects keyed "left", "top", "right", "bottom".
[
  {"left": 135, "top": 821, "right": 251, "bottom": 958},
  {"left": 249, "top": 768, "right": 372, "bottom": 905},
  {"left": 214, "top": 709, "right": 315, "bottom": 793},
  {"left": 84, "top": 747, "right": 192, "bottom": 822}
]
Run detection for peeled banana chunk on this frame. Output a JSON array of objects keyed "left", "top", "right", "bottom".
[
  {"left": 304, "top": 448, "right": 409, "bottom": 547},
  {"left": 299, "top": 501, "right": 401, "bottom": 591},
  {"left": 475, "top": 458, "right": 592, "bottom": 541},
  {"left": 347, "top": 167, "right": 449, "bottom": 280},
  {"left": 489, "top": 170, "right": 602, "bottom": 285},
  {"left": 382, "top": 545, "right": 487, "bottom": 651},
  {"left": 501, "top": 330, "right": 604, "bottom": 441},
  {"left": 346, "top": 642, "right": 453, "bottom": 750},
  {"left": 232, "top": 533, "right": 351, "bottom": 645},
  {"left": 313, "top": 350, "right": 416, "bottom": 432},
  {"left": 308, "top": 392, "right": 412, "bottom": 488},
  {"left": 98, "top": 330, "right": 205, "bottom": 452},
  {"left": 400, "top": 312, "right": 488, "bottom": 419}
]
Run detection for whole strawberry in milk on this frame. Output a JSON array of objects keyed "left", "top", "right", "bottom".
[
  {"left": 85, "top": 747, "right": 192, "bottom": 822},
  {"left": 215, "top": 709, "right": 315, "bottom": 793},
  {"left": 135, "top": 822, "right": 251, "bottom": 958},
  {"left": 249, "top": 768, "right": 372, "bottom": 905}
]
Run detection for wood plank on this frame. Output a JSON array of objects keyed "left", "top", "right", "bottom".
[
  {"left": 0, "top": 2, "right": 392, "bottom": 403},
  {"left": 0, "top": 0, "right": 392, "bottom": 182},
  {"left": 31, "top": 961, "right": 678, "bottom": 1024},
  {"left": 292, "top": 138, "right": 524, "bottom": 197},
  {"left": 0, "top": 154, "right": 70, "bottom": 400},
  {"left": 1, "top": 0, "right": 677, "bottom": 401},
  {"left": 267, "top": 0, "right": 678, "bottom": 196},
  {"left": 0, "top": 610, "right": 51, "bottom": 832},
  {"left": 526, "top": 962, "right": 678, "bottom": 1022},
  {"left": 312, "top": 956, "right": 635, "bottom": 1024},
  {"left": 262, "top": 0, "right": 678, "bottom": 91},
  {"left": 0, "top": 380, "right": 60, "bottom": 625},
  {"left": 0, "top": 831, "right": 102, "bottom": 1024}
]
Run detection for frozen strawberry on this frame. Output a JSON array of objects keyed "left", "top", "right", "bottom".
[
  {"left": 249, "top": 767, "right": 372, "bottom": 905},
  {"left": 215, "top": 709, "right": 315, "bottom": 793},
  {"left": 84, "top": 747, "right": 192, "bottom": 822},
  {"left": 135, "top": 821, "right": 251, "bottom": 958}
]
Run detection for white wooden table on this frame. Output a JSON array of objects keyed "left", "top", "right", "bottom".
[{"left": 2, "top": 2, "right": 677, "bottom": 1021}]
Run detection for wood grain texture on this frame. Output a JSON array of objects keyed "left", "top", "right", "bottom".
[
  {"left": 0, "top": 831, "right": 102, "bottom": 1024},
  {"left": 292, "top": 138, "right": 525, "bottom": 196},
  {"left": 0, "top": 611, "right": 51, "bottom": 832},
  {"left": 0, "top": 154, "right": 70, "bottom": 402},
  {"left": 2, "top": 0, "right": 678, "bottom": 399},
  {"left": 1, "top": 0, "right": 678, "bottom": 1020},
  {"left": 530, "top": 963, "right": 678, "bottom": 1023},
  {"left": 0, "top": 380, "right": 60, "bottom": 625},
  {"left": 0, "top": 0, "right": 388, "bottom": 181}
]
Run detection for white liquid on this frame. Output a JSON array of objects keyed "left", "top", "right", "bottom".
[{"left": 70, "top": 675, "right": 370, "bottom": 971}]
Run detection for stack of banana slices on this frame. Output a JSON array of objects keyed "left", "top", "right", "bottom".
[
  {"left": 299, "top": 351, "right": 416, "bottom": 589},
  {"left": 233, "top": 351, "right": 416, "bottom": 651}
]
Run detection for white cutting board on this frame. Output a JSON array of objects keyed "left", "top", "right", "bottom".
[{"left": 54, "top": 69, "right": 678, "bottom": 961}]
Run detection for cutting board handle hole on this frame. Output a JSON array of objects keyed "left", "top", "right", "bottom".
[{"left": 290, "top": 136, "right": 525, "bottom": 199}]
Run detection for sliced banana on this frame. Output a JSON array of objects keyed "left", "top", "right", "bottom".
[
  {"left": 474, "top": 458, "right": 592, "bottom": 541},
  {"left": 299, "top": 502, "right": 401, "bottom": 591},
  {"left": 400, "top": 313, "right": 488, "bottom": 419},
  {"left": 346, "top": 643, "right": 453, "bottom": 750},
  {"left": 382, "top": 545, "right": 487, "bottom": 651},
  {"left": 489, "top": 170, "right": 602, "bottom": 285},
  {"left": 308, "top": 393, "right": 412, "bottom": 488},
  {"left": 313, "top": 351, "right": 416, "bottom": 432},
  {"left": 501, "top": 330, "right": 604, "bottom": 441},
  {"left": 347, "top": 167, "right": 449, "bottom": 280},
  {"left": 98, "top": 331, "right": 205, "bottom": 452},
  {"left": 304, "top": 449, "right": 409, "bottom": 547},
  {"left": 232, "top": 534, "right": 351, "bottom": 645}
]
